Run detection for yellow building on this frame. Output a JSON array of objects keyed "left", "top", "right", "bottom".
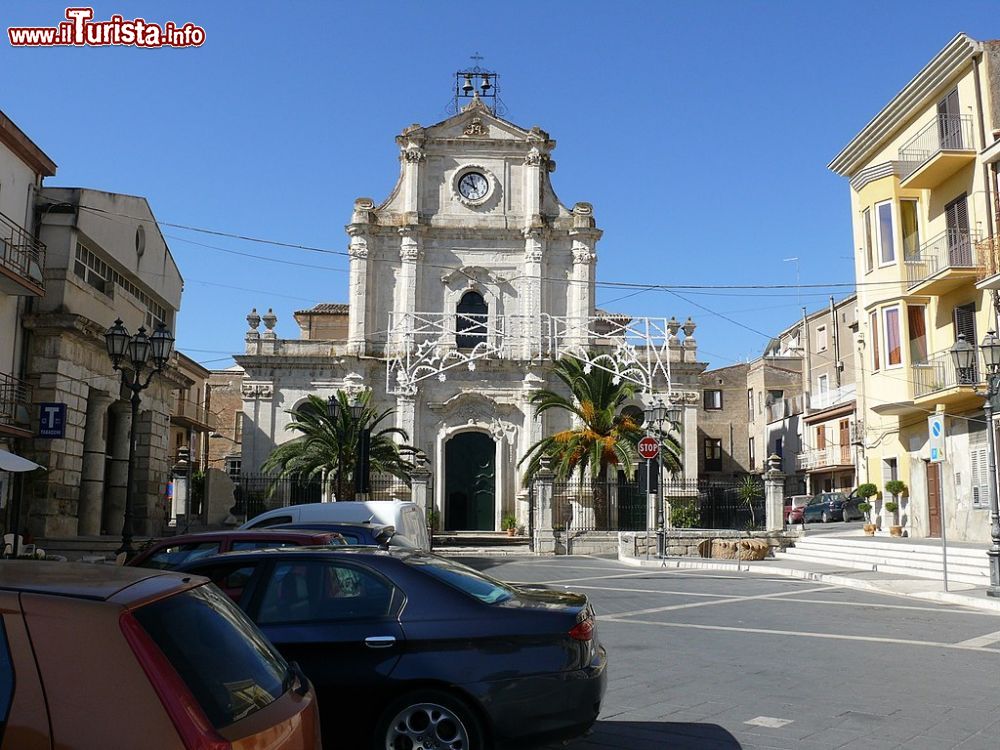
[{"left": 829, "top": 33, "right": 1000, "bottom": 541}]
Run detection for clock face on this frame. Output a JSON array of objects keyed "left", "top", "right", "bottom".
[{"left": 458, "top": 172, "right": 489, "bottom": 201}]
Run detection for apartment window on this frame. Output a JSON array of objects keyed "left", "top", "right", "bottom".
[
  {"left": 234, "top": 412, "right": 243, "bottom": 443},
  {"left": 862, "top": 207, "right": 874, "bottom": 273},
  {"left": 900, "top": 199, "right": 920, "bottom": 258},
  {"left": 226, "top": 458, "right": 242, "bottom": 481},
  {"left": 748, "top": 437, "right": 755, "bottom": 470},
  {"left": 703, "top": 390, "right": 723, "bottom": 410},
  {"left": 817, "top": 373, "right": 829, "bottom": 395},
  {"left": 758, "top": 391, "right": 764, "bottom": 414},
  {"left": 815, "top": 426, "right": 826, "bottom": 450},
  {"left": 748, "top": 389, "right": 754, "bottom": 422},
  {"left": 774, "top": 437, "right": 783, "bottom": 458},
  {"left": 884, "top": 307, "right": 901, "bottom": 367},
  {"left": 869, "top": 311, "right": 880, "bottom": 372},
  {"left": 908, "top": 305, "right": 928, "bottom": 365},
  {"left": 704, "top": 438, "right": 722, "bottom": 472},
  {"left": 816, "top": 326, "right": 828, "bottom": 352},
  {"left": 876, "top": 201, "right": 895, "bottom": 265},
  {"left": 74, "top": 243, "right": 113, "bottom": 296}
]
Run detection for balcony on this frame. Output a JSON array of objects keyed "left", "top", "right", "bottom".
[
  {"left": 0, "top": 371, "right": 33, "bottom": 437},
  {"left": 912, "top": 347, "right": 981, "bottom": 409},
  {"left": 796, "top": 445, "right": 853, "bottom": 472},
  {"left": 898, "top": 114, "right": 976, "bottom": 189},
  {"left": 171, "top": 398, "right": 217, "bottom": 432},
  {"left": 905, "top": 229, "right": 980, "bottom": 295},
  {"left": 767, "top": 394, "right": 806, "bottom": 423},
  {"left": 0, "top": 210, "right": 45, "bottom": 297},
  {"left": 808, "top": 383, "right": 856, "bottom": 412},
  {"left": 975, "top": 235, "right": 1000, "bottom": 290}
]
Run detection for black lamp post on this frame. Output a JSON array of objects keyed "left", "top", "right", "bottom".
[
  {"left": 104, "top": 318, "right": 174, "bottom": 560},
  {"left": 327, "top": 396, "right": 370, "bottom": 500},
  {"left": 644, "top": 398, "right": 682, "bottom": 558},
  {"left": 951, "top": 331, "right": 1000, "bottom": 597}
]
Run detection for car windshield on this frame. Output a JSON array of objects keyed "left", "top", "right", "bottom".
[
  {"left": 406, "top": 554, "right": 515, "bottom": 604},
  {"left": 133, "top": 584, "right": 287, "bottom": 729}
]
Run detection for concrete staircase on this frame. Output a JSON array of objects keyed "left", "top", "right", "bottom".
[{"left": 776, "top": 534, "right": 991, "bottom": 587}]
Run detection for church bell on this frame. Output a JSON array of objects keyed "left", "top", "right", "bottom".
[
  {"left": 462, "top": 75, "right": 474, "bottom": 94},
  {"left": 480, "top": 75, "right": 491, "bottom": 93}
]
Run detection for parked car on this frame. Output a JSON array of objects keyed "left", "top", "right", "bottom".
[
  {"left": 181, "top": 547, "right": 607, "bottom": 749},
  {"left": 128, "top": 529, "right": 347, "bottom": 570},
  {"left": 267, "top": 521, "right": 417, "bottom": 548},
  {"left": 242, "top": 500, "right": 430, "bottom": 550},
  {"left": 784, "top": 494, "right": 811, "bottom": 524},
  {"left": 0, "top": 561, "right": 320, "bottom": 749},
  {"left": 802, "top": 491, "right": 866, "bottom": 523}
]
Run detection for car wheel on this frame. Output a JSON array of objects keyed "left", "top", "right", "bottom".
[
  {"left": 822, "top": 512, "right": 830, "bottom": 523},
  {"left": 376, "top": 689, "right": 486, "bottom": 750}
]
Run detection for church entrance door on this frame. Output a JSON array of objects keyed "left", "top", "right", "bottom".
[{"left": 445, "top": 432, "right": 496, "bottom": 531}]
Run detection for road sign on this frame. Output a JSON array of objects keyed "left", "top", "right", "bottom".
[
  {"left": 928, "top": 414, "right": 945, "bottom": 463},
  {"left": 638, "top": 436, "right": 659, "bottom": 460},
  {"left": 38, "top": 403, "right": 66, "bottom": 438}
]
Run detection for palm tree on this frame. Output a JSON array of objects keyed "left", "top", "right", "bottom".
[
  {"left": 262, "top": 391, "right": 415, "bottom": 500},
  {"left": 519, "top": 357, "right": 683, "bottom": 529}
]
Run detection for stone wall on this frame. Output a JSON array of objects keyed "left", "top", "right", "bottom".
[{"left": 620, "top": 529, "right": 800, "bottom": 560}]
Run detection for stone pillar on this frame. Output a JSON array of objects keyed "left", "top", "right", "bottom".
[
  {"left": 171, "top": 448, "right": 190, "bottom": 528},
  {"left": 764, "top": 453, "right": 786, "bottom": 532},
  {"left": 393, "top": 228, "right": 421, "bottom": 353},
  {"left": 533, "top": 462, "right": 556, "bottom": 554},
  {"left": 568, "top": 239, "right": 594, "bottom": 350},
  {"left": 103, "top": 402, "right": 130, "bottom": 535},
  {"left": 410, "top": 464, "right": 432, "bottom": 523},
  {"left": 79, "top": 391, "right": 112, "bottom": 536},
  {"left": 683, "top": 398, "right": 698, "bottom": 480},
  {"left": 521, "top": 228, "right": 544, "bottom": 359},
  {"left": 395, "top": 394, "right": 416, "bottom": 448},
  {"left": 347, "top": 228, "right": 370, "bottom": 356},
  {"left": 133, "top": 406, "right": 171, "bottom": 536}
]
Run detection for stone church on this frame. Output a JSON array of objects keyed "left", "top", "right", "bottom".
[{"left": 237, "top": 90, "right": 705, "bottom": 532}]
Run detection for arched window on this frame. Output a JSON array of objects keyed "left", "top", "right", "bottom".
[{"left": 456, "top": 291, "right": 488, "bottom": 349}]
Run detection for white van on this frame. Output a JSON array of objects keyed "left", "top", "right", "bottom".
[{"left": 241, "top": 500, "right": 430, "bottom": 550}]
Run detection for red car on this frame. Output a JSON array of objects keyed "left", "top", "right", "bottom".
[
  {"left": 784, "top": 494, "right": 811, "bottom": 525},
  {"left": 129, "top": 529, "right": 347, "bottom": 571}
]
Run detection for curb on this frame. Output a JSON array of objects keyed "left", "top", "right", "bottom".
[{"left": 619, "top": 555, "right": 1000, "bottom": 614}]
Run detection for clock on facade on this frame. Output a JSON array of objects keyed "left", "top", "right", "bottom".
[{"left": 457, "top": 171, "right": 489, "bottom": 201}]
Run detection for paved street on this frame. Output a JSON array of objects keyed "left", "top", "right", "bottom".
[{"left": 462, "top": 555, "right": 1000, "bottom": 750}]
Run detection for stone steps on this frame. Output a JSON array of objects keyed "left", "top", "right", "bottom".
[{"left": 776, "top": 535, "right": 990, "bottom": 587}]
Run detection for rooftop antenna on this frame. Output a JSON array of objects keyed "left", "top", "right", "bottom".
[
  {"left": 783, "top": 257, "right": 800, "bottom": 309},
  {"left": 453, "top": 52, "right": 505, "bottom": 115}
]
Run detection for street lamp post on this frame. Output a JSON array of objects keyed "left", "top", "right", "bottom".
[
  {"left": 327, "top": 396, "right": 369, "bottom": 500},
  {"left": 104, "top": 318, "right": 174, "bottom": 560},
  {"left": 644, "top": 398, "right": 682, "bottom": 558},
  {"left": 950, "top": 331, "right": 1000, "bottom": 597}
]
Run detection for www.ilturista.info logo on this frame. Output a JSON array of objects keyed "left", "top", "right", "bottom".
[{"left": 8, "top": 7, "right": 205, "bottom": 48}]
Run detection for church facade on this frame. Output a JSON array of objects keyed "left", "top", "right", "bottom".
[{"left": 236, "top": 95, "right": 706, "bottom": 532}]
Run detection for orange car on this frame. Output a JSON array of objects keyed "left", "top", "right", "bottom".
[{"left": 0, "top": 561, "right": 321, "bottom": 750}]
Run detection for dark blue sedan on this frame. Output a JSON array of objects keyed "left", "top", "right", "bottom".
[
  {"left": 802, "top": 491, "right": 865, "bottom": 523},
  {"left": 181, "top": 547, "right": 607, "bottom": 749}
]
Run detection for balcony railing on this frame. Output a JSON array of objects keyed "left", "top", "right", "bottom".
[
  {"left": 0, "top": 210, "right": 45, "bottom": 294},
  {"left": 0, "top": 371, "right": 32, "bottom": 432},
  {"left": 975, "top": 235, "right": 1000, "bottom": 282},
  {"left": 898, "top": 114, "right": 975, "bottom": 178},
  {"left": 808, "top": 383, "right": 856, "bottom": 411},
  {"left": 904, "top": 229, "right": 979, "bottom": 288},
  {"left": 767, "top": 394, "right": 806, "bottom": 423},
  {"left": 172, "top": 398, "right": 217, "bottom": 431},
  {"left": 796, "top": 445, "right": 853, "bottom": 471},
  {"left": 912, "top": 347, "right": 979, "bottom": 399}
]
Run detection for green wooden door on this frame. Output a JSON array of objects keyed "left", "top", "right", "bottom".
[{"left": 445, "top": 432, "right": 495, "bottom": 530}]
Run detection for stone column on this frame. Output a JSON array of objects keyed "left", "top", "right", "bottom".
[
  {"left": 410, "top": 464, "right": 432, "bottom": 522},
  {"left": 171, "top": 448, "right": 190, "bottom": 528},
  {"left": 392, "top": 228, "right": 421, "bottom": 353},
  {"left": 103, "top": 402, "right": 130, "bottom": 535},
  {"left": 395, "top": 394, "right": 416, "bottom": 448},
  {"left": 79, "top": 391, "right": 112, "bottom": 536},
  {"left": 521, "top": 228, "right": 544, "bottom": 359},
  {"left": 764, "top": 453, "right": 786, "bottom": 532},
  {"left": 347, "top": 228, "right": 370, "bottom": 356},
  {"left": 568, "top": 239, "right": 594, "bottom": 350}
]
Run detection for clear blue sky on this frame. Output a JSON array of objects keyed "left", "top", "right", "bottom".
[{"left": 3, "top": 1, "right": 998, "bottom": 370}]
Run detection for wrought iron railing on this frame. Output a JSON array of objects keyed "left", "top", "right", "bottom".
[
  {"left": 796, "top": 445, "right": 853, "bottom": 470},
  {"left": 172, "top": 397, "right": 218, "bottom": 430},
  {"left": 898, "top": 114, "right": 974, "bottom": 178},
  {"left": 0, "top": 210, "right": 45, "bottom": 292},
  {"left": 809, "top": 383, "right": 856, "bottom": 411},
  {"left": 912, "top": 347, "right": 979, "bottom": 398},
  {"left": 975, "top": 235, "right": 1000, "bottom": 281},
  {"left": 0, "top": 371, "right": 32, "bottom": 430},
  {"left": 235, "top": 473, "right": 410, "bottom": 523},
  {"left": 904, "top": 229, "right": 979, "bottom": 288}
]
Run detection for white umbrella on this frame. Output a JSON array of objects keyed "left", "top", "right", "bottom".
[{"left": 0, "top": 450, "right": 44, "bottom": 472}]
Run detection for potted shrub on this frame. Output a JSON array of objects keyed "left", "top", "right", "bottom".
[
  {"left": 884, "top": 479, "right": 907, "bottom": 537},
  {"left": 501, "top": 513, "right": 518, "bottom": 537},
  {"left": 855, "top": 483, "right": 878, "bottom": 535}
]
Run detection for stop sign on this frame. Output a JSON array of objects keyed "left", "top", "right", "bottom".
[{"left": 637, "top": 436, "right": 659, "bottom": 460}]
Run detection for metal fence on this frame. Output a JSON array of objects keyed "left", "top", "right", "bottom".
[
  {"left": 235, "top": 473, "right": 411, "bottom": 522},
  {"left": 544, "top": 477, "right": 764, "bottom": 532}
]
